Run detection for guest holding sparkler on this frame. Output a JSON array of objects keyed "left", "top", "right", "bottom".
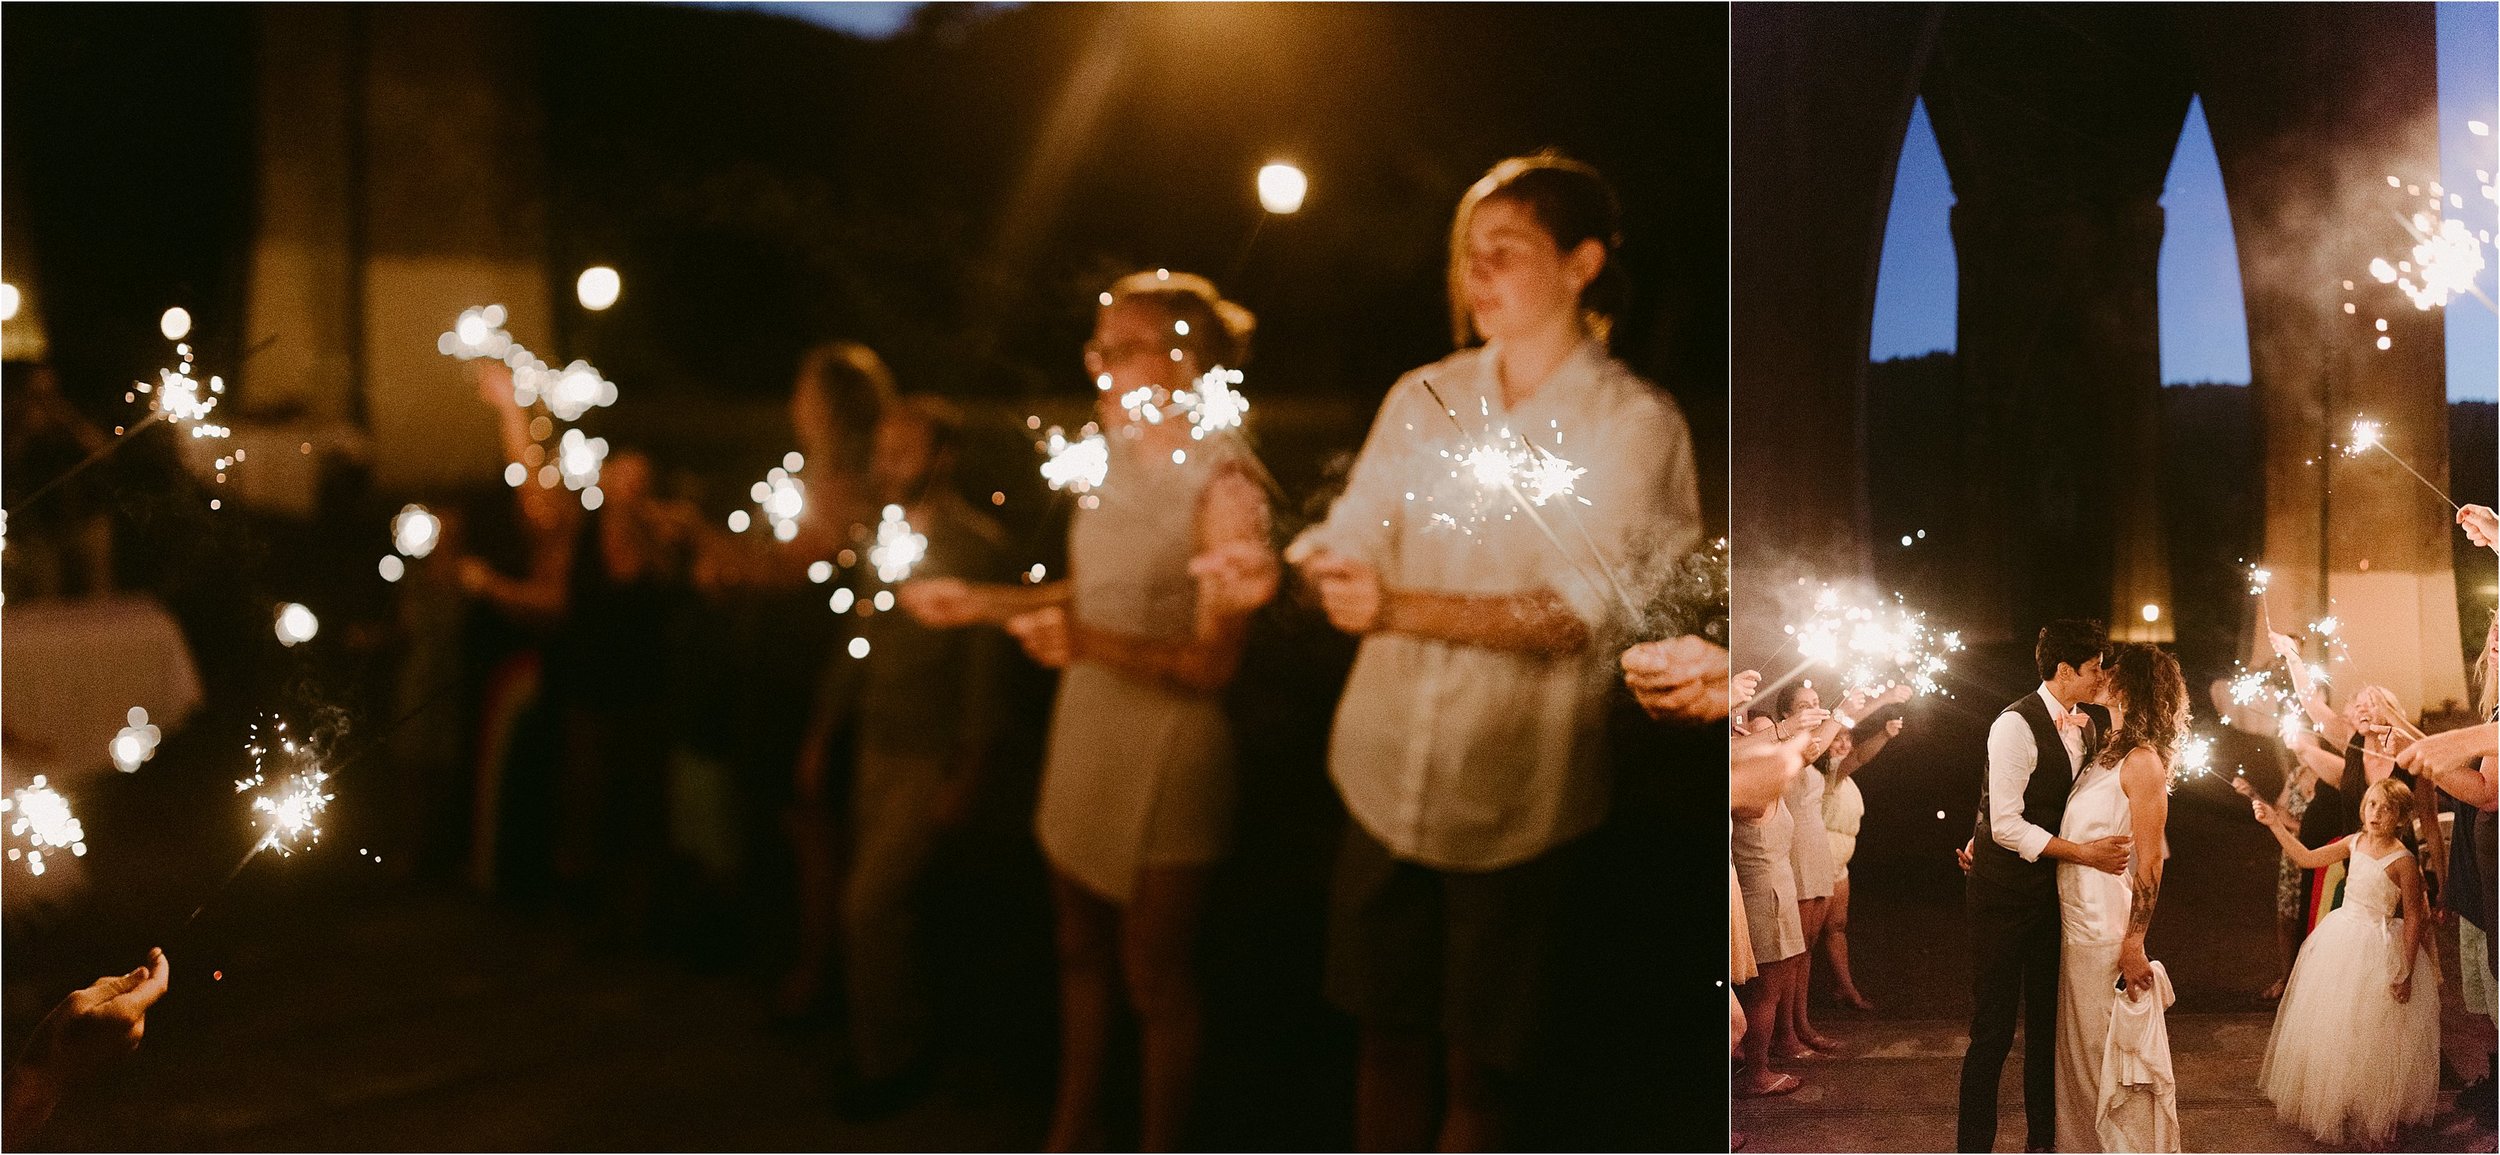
[
  {"left": 783, "top": 394, "right": 1012, "bottom": 1117},
  {"left": 1816, "top": 688, "right": 1910, "bottom": 1013},
  {"left": 899, "top": 271, "right": 1277, "bottom": 1152},
  {"left": 1287, "top": 153, "right": 1699, "bottom": 1148},
  {"left": 2463, "top": 504, "right": 2500, "bottom": 553},
  {"left": 1758, "top": 683, "right": 1857, "bottom": 1058}
]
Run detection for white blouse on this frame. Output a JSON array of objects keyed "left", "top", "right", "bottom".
[{"left": 1293, "top": 338, "right": 1701, "bottom": 870}]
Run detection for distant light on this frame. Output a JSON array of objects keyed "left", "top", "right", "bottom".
[
  {"left": 1258, "top": 162, "right": 1308, "bottom": 214},
  {"left": 808, "top": 561, "right": 834, "bottom": 584},
  {"left": 379, "top": 556, "right": 405, "bottom": 582},
  {"left": 274, "top": 603, "right": 320, "bottom": 646},
  {"left": 873, "top": 590, "right": 895, "bottom": 612},
  {"left": 504, "top": 462, "right": 527, "bottom": 488},
  {"left": 1028, "top": 564, "right": 1047, "bottom": 583},
  {"left": 1936, "top": 810, "right": 1947, "bottom": 820},
  {"left": 1900, "top": 535, "right": 1913, "bottom": 547},
  {"left": 576, "top": 266, "right": 622, "bottom": 311},
  {"left": 830, "top": 588, "right": 856, "bottom": 613},
  {"left": 1174, "top": 320, "right": 1191, "bottom": 336},
  {"left": 783, "top": 451, "right": 805, "bottom": 473},
  {"left": 1098, "top": 292, "right": 1115, "bottom": 307},
  {"left": 848, "top": 636, "right": 872, "bottom": 659},
  {"left": 728, "top": 510, "right": 752, "bottom": 533},
  {"left": 0, "top": 283, "right": 18, "bottom": 321},
  {"left": 160, "top": 307, "right": 193, "bottom": 341},
  {"left": 2141, "top": 603, "right": 2161, "bottom": 623},
  {"left": 1172, "top": 450, "right": 1188, "bottom": 464}
]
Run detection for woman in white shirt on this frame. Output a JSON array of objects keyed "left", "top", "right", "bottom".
[{"left": 1292, "top": 152, "right": 1700, "bottom": 1151}]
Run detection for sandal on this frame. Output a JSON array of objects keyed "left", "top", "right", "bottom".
[{"left": 1734, "top": 1073, "right": 1804, "bottom": 1099}]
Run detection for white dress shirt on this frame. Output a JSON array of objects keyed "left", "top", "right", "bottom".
[
  {"left": 1986, "top": 683, "right": 2086, "bottom": 862},
  {"left": 1293, "top": 339, "right": 1701, "bottom": 870}
]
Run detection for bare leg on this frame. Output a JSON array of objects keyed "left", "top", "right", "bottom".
[
  {"left": 1356, "top": 1026, "right": 1439, "bottom": 1153},
  {"left": 1046, "top": 873, "right": 1119, "bottom": 1153},
  {"left": 1121, "top": 867, "right": 1209, "bottom": 1152},
  {"left": 1823, "top": 876, "right": 1874, "bottom": 1010},
  {"left": 1735, "top": 958, "right": 1796, "bottom": 1094},
  {"left": 1782, "top": 898, "right": 1840, "bottom": 1053}
]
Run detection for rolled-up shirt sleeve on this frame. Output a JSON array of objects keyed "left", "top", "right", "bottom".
[{"left": 1986, "top": 711, "right": 2055, "bottom": 861}]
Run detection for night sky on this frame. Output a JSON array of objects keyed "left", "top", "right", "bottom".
[{"left": 1871, "top": 0, "right": 2498, "bottom": 401}]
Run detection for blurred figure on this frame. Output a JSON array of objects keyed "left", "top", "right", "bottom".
[
  {"left": 5, "top": 949, "right": 170, "bottom": 1139},
  {"left": 1815, "top": 690, "right": 1908, "bottom": 1013},
  {"left": 2, "top": 361, "right": 116, "bottom": 601},
  {"left": 900, "top": 272, "right": 1276, "bottom": 1151},
  {"left": 783, "top": 394, "right": 1012, "bottom": 1118},
  {"left": 1289, "top": 153, "right": 1698, "bottom": 1149}
]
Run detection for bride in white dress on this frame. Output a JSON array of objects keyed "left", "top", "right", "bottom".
[
  {"left": 2248, "top": 776, "right": 2440, "bottom": 1147},
  {"left": 2054, "top": 643, "right": 2184, "bottom": 1153}
]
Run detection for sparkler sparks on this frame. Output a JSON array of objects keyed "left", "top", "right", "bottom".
[
  {"left": 1177, "top": 366, "right": 1250, "bottom": 437},
  {"left": 111, "top": 707, "right": 163, "bottom": 773},
  {"left": 867, "top": 504, "right": 928, "bottom": 583},
  {"left": 236, "top": 718, "right": 331, "bottom": 856},
  {"left": 1782, "top": 587, "right": 1964, "bottom": 698},
  {"left": 2172, "top": 732, "right": 2218, "bottom": 791},
  {"left": 743, "top": 460, "right": 806, "bottom": 542},
  {"left": 438, "top": 306, "right": 619, "bottom": 508},
  {"left": 391, "top": 504, "right": 441, "bottom": 559},
  {"left": 274, "top": 602, "right": 320, "bottom": 647},
  {"left": 2338, "top": 417, "right": 2461, "bottom": 511},
  {"left": 1039, "top": 426, "right": 1110, "bottom": 494},
  {"left": 3, "top": 776, "right": 88, "bottom": 875}
]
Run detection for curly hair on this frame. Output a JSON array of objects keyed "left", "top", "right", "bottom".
[{"left": 2096, "top": 642, "right": 2188, "bottom": 772}]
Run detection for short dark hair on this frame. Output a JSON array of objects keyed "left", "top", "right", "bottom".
[{"left": 2035, "top": 619, "right": 2109, "bottom": 682}]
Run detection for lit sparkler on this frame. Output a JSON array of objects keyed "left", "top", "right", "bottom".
[
  {"left": 111, "top": 707, "right": 163, "bottom": 773},
  {"left": 2339, "top": 417, "right": 2460, "bottom": 511},
  {"left": 1176, "top": 365, "right": 1250, "bottom": 437},
  {"left": 3, "top": 776, "right": 88, "bottom": 876},
  {"left": 235, "top": 717, "right": 331, "bottom": 856},
  {"left": 2172, "top": 732, "right": 2217, "bottom": 791},
  {"left": 1779, "top": 586, "right": 1964, "bottom": 699},
  {"left": 741, "top": 458, "right": 806, "bottom": 542},
  {"left": 1039, "top": 426, "right": 1110, "bottom": 494},
  {"left": 1415, "top": 381, "right": 1633, "bottom": 615},
  {"left": 391, "top": 504, "right": 441, "bottom": 559},
  {"left": 867, "top": 504, "right": 927, "bottom": 583}
]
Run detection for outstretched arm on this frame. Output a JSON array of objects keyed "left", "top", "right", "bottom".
[{"left": 2250, "top": 799, "right": 2352, "bottom": 869}]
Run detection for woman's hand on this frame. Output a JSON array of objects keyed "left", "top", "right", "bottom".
[
  {"left": 1299, "top": 550, "right": 1387, "bottom": 635},
  {"left": 1730, "top": 669, "right": 1762, "bottom": 715},
  {"left": 8, "top": 949, "right": 171, "bottom": 1136},
  {"left": 1006, "top": 606, "right": 1072, "bottom": 669},
  {"left": 2267, "top": 630, "right": 2302, "bottom": 664},
  {"left": 1621, "top": 637, "right": 1730, "bottom": 724},
  {"left": 2391, "top": 971, "right": 2413, "bottom": 1004},
  {"left": 898, "top": 578, "right": 982, "bottom": 628},
  {"left": 2459, "top": 504, "right": 2498, "bottom": 551},
  {"left": 1189, "top": 540, "right": 1280, "bottom": 618}
]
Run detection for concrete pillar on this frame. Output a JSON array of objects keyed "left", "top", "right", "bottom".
[
  {"left": 2189, "top": 2, "right": 2466, "bottom": 712},
  {"left": 1728, "top": 3, "right": 1935, "bottom": 667}
]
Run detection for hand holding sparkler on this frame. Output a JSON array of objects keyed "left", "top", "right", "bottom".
[
  {"left": 1730, "top": 669, "right": 1762, "bottom": 716},
  {"left": 1298, "top": 549, "right": 1387, "bottom": 635},
  {"left": 1189, "top": 540, "right": 1281, "bottom": 618},
  {"left": 1005, "top": 605, "right": 1073, "bottom": 670},
  {"left": 2460, "top": 504, "right": 2499, "bottom": 552},
  {"left": 1621, "top": 636, "right": 1731, "bottom": 725},
  {"left": 4, "top": 949, "right": 170, "bottom": 1138},
  {"left": 896, "top": 577, "right": 986, "bottom": 628}
]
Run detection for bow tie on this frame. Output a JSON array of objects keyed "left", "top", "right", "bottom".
[{"left": 2054, "top": 709, "right": 2091, "bottom": 734}]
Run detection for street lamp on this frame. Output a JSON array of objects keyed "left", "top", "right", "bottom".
[
  {"left": 1257, "top": 162, "right": 1307, "bottom": 215},
  {"left": 576, "top": 266, "right": 622, "bottom": 311}
]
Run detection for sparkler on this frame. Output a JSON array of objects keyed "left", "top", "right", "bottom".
[
  {"left": 1769, "top": 585, "right": 1964, "bottom": 701},
  {"left": 741, "top": 457, "right": 806, "bottom": 542},
  {"left": 2363, "top": 173, "right": 2495, "bottom": 317},
  {"left": 1176, "top": 365, "right": 1250, "bottom": 437},
  {"left": 1039, "top": 426, "right": 1110, "bottom": 494},
  {"left": 2338, "top": 418, "right": 2460, "bottom": 511},
  {"left": 1415, "top": 380, "right": 1636, "bottom": 617},
  {"left": 234, "top": 717, "right": 331, "bottom": 856},
  {"left": 867, "top": 504, "right": 927, "bottom": 583},
  {"left": 438, "top": 306, "right": 619, "bottom": 507},
  {"left": 2171, "top": 732, "right": 2218, "bottom": 792},
  {"left": 3, "top": 776, "right": 88, "bottom": 876},
  {"left": 111, "top": 707, "right": 163, "bottom": 773},
  {"left": 274, "top": 602, "right": 320, "bottom": 647}
]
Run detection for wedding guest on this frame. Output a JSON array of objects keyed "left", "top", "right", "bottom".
[
  {"left": 900, "top": 271, "right": 1276, "bottom": 1151},
  {"left": 1288, "top": 152, "right": 1698, "bottom": 1149},
  {"left": 1817, "top": 688, "right": 1909, "bottom": 1012}
]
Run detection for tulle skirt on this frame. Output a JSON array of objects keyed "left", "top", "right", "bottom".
[{"left": 2257, "top": 906, "right": 2440, "bottom": 1145}]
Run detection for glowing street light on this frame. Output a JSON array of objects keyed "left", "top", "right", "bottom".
[
  {"left": 2141, "top": 603, "right": 2161, "bottom": 623},
  {"left": 0, "top": 283, "right": 19, "bottom": 321},
  {"left": 576, "top": 266, "right": 621, "bottom": 311},
  {"left": 1257, "top": 163, "right": 1307, "bottom": 215}
]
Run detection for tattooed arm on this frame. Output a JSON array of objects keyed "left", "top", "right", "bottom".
[{"left": 2117, "top": 746, "right": 2171, "bottom": 996}]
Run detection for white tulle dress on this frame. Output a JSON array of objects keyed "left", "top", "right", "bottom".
[{"left": 2257, "top": 837, "right": 2440, "bottom": 1146}]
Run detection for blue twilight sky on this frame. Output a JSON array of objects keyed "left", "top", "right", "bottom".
[{"left": 1872, "top": 2, "right": 2499, "bottom": 402}]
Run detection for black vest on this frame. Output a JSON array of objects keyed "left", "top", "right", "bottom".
[{"left": 1969, "top": 692, "right": 2106, "bottom": 909}]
